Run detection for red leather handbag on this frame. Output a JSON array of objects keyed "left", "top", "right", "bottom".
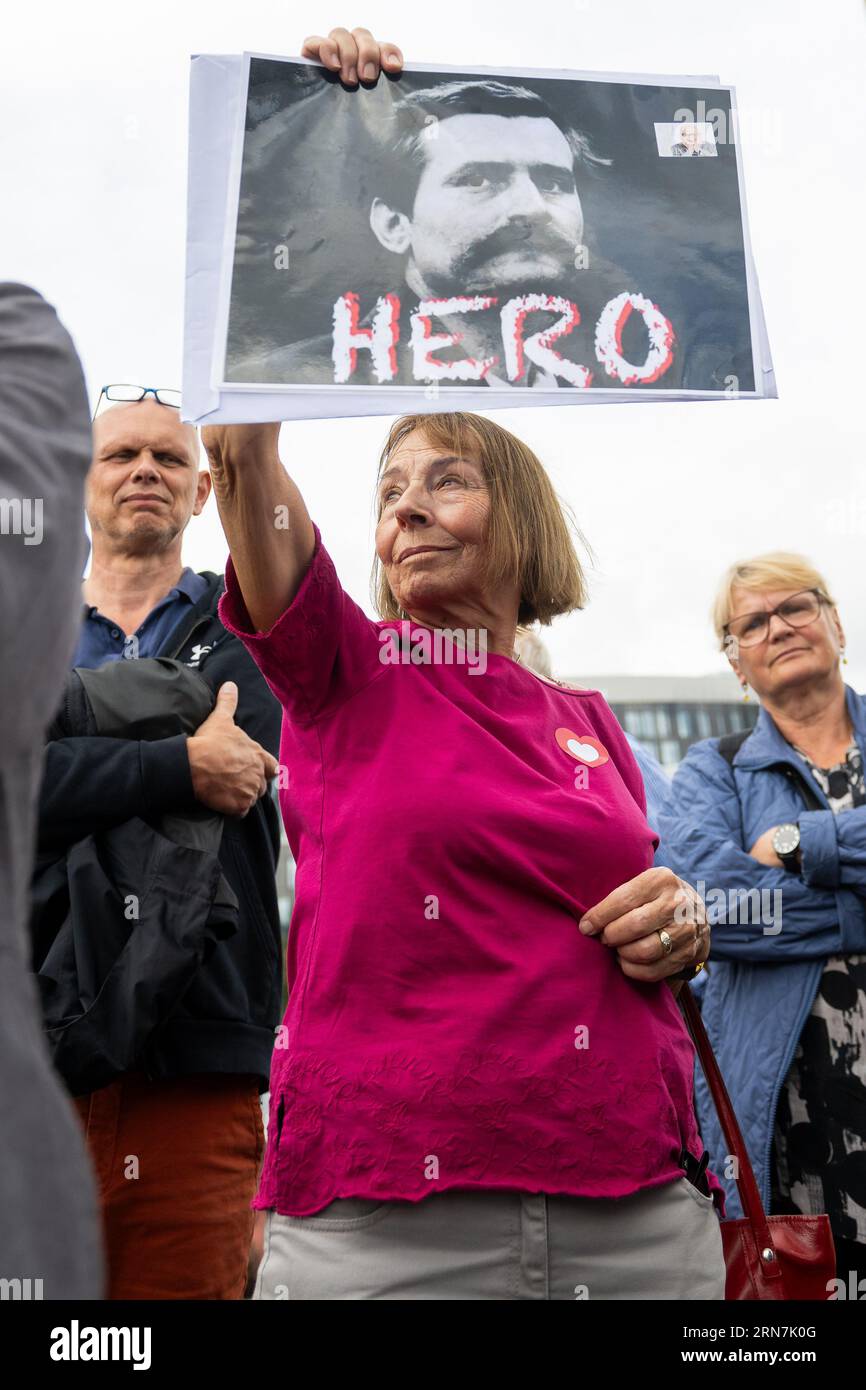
[{"left": 679, "top": 984, "right": 836, "bottom": 1300}]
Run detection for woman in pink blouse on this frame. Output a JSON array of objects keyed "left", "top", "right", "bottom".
[{"left": 203, "top": 404, "right": 725, "bottom": 1301}]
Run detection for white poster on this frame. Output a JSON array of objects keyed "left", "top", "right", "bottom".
[{"left": 183, "top": 53, "right": 775, "bottom": 422}]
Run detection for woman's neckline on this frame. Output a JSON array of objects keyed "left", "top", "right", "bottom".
[{"left": 379, "top": 617, "right": 594, "bottom": 693}]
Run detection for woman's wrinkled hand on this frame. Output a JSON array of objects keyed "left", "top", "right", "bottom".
[
  {"left": 301, "top": 26, "right": 404, "bottom": 85},
  {"left": 578, "top": 868, "right": 709, "bottom": 983}
]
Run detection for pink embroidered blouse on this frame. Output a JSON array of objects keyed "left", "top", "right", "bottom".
[{"left": 218, "top": 526, "right": 722, "bottom": 1217}]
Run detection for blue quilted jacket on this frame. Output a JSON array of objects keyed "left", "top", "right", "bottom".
[{"left": 657, "top": 685, "right": 866, "bottom": 1217}]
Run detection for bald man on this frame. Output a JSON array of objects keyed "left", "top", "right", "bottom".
[{"left": 35, "top": 397, "right": 283, "bottom": 1299}]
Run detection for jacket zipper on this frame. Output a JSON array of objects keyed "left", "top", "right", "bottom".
[{"left": 746, "top": 757, "right": 829, "bottom": 1211}]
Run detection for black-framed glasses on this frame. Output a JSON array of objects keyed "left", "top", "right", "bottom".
[
  {"left": 724, "top": 588, "right": 826, "bottom": 650},
  {"left": 93, "top": 384, "right": 182, "bottom": 419}
]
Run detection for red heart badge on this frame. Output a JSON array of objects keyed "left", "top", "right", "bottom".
[{"left": 555, "top": 727, "right": 609, "bottom": 767}]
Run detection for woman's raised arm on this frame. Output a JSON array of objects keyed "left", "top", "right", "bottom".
[
  {"left": 201, "top": 29, "right": 404, "bottom": 631},
  {"left": 202, "top": 423, "right": 316, "bottom": 634}
]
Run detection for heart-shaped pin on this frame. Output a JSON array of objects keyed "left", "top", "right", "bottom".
[
  {"left": 567, "top": 738, "right": 598, "bottom": 762},
  {"left": 555, "top": 727, "right": 609, "bottom": 767}
]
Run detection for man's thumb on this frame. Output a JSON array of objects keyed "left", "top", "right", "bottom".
[{"left": 213, "top": 681, "right": 239, "bottom": 720}]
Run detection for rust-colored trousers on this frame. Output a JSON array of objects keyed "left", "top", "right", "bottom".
[{"left": 74, "top": 1071, "right": 263, "bottom": 1300}]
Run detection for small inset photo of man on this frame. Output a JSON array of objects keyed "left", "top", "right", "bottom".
[{"left": 655, "top": 120, "right": 718, "bottom": 157}]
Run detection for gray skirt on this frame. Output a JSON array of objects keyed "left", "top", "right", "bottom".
[{"left": 252, "top": 1178, "right": 726, "bottom": 1300}]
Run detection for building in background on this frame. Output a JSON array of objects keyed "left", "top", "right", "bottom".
[{"left": 571, "top": 673, "right": 759, "bottom": 774}]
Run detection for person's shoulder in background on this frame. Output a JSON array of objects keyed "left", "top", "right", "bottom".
[
  {"left": 622, "top": 732, "right": 675, "bottom": 870},
  {"left": 623, "top": 732, "right": 671, "bottom": 829},
  {"left": 225, "top": 318, "right": 417, "bottom": 388},
  {"left": 225, "top": 332, "right": 335, "bottom": 385}
]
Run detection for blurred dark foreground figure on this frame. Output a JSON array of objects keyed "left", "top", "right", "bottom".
[{"left": 0, "top": 282, "right": 103, "bottom": 1298}]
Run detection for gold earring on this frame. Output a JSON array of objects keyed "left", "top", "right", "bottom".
[
  {"left": 842, "top": 647, "right": 848, "bottom": 666},
  {"left": 741, "top": 681, "right": 750, "bottom": 703}
]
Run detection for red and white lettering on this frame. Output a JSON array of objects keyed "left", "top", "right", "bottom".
[
  {"left": 410, "top": 296, "right": 499, "bottom": 381},
  {"left": 594, "top": 291, "right": 675, "bottom": 385},
  {"left": 332, "top": 292, "right": 400, "bottom": 383},
  {"left": 501, "top": 294, "right": 591, "bottom": 387}
]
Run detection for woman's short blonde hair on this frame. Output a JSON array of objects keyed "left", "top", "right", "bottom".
[
  {"left": 712, "top": 551, "right": 836, "bottom": 649},
  {"left": 371, "top": 412, "right": 589, "bottom": 626}
]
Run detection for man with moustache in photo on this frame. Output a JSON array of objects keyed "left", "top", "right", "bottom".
[
  {"left": 227, "top": 27, "right": 758, "bottom": 395},
  {"left": 228, "top": 37, "right": 666, "bottom": 390}
]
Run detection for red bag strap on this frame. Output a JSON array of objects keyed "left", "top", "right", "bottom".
[{"left": 679, "top": 984, "right": 782, "bottom": 1279}]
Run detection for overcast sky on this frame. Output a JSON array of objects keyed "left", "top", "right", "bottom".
[{"left": 3, "top": 0, "right": 864, "bottom": 687}]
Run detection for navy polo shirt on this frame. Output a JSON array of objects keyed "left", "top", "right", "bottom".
[{"left": 73, "top": 567, "right": 209, "bottom": 670}]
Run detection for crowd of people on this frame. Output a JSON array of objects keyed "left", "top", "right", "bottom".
[{"left": 2, "top": 26, "right": 862, "bottom": 1303}]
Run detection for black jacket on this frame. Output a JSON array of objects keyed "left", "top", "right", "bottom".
[
  {"left": 34, "top": 573, "right": 283, "bottom": 1091},
  {"left": 34, "top": 658, "right": 242, "bottom": 1094}
]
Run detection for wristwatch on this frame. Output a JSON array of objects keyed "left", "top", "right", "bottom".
[{"left": 772, "top": 822, "right": 801, "bottom": 873}]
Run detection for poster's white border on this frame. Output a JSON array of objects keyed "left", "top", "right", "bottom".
[
  {"left": 210, "top": 50, "right": 255, "bottom": 394},
  {"left": 728, "top": 84, "right": 776, "bottom": 397}
]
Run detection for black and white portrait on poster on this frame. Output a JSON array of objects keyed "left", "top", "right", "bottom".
[{"left": 195, "top": 55, "right": 774, "bottom": 417}]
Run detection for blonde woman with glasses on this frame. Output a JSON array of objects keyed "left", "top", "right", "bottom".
[{"left": 660, "top": 552, "right": 866, "bottom": 1286}]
